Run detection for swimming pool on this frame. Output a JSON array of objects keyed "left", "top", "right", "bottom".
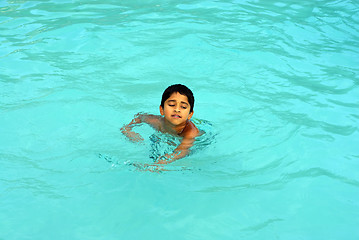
[{"left": 1, "top": 0, "right": 358, "bottom": 239}]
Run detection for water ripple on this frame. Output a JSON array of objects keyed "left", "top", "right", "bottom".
[
  {"left": 196, "top": 167, "right": 359, "bottom": 193},
  {"left": 1, "top": 1, "right": 358, "bottom": 237}
]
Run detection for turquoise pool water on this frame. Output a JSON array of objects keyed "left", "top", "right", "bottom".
[{"left": 1, "top": 0, "right": 358, "bottom": 239}]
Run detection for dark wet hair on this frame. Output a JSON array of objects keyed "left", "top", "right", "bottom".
[{"left": 161, "top": 84, "right": 194, "bottom": 113}]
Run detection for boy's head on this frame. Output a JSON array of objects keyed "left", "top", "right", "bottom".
[{"left": 161, "top": 84, "right": 194, "bottom": 113}]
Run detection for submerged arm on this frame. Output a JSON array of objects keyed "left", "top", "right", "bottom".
[
  {"left": 156, "top": 136, "right": 196, "bottom": 164},
  {"left": 120, "top": 113, "right": 145, "bottom": 142},
  {"left": 121, "top": 113, "right": 160, "bottom": 142}
]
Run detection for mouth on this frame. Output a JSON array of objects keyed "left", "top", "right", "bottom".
[{"left": 171, "top": 114, "right": 181, "bottom": 119}]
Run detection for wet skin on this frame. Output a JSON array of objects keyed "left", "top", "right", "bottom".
[{"left": 121, "top": 92, "right": 199, "bottom": 164}]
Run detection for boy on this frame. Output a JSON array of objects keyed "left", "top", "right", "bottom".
[{"left": 121, "top": 84, "right": 199, "bottom": 164}]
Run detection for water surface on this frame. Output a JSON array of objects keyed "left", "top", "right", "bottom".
[{"left": 1, "top": 0, "right": 358, "bottom": 239}]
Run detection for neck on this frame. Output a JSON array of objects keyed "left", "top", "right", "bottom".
[{"left": 163, "top": 119, "right": 187, "bottom": 135}]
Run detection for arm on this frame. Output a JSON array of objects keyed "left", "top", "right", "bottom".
[
  {"left": 156, "top": 136, "right": 196, "bottom": 164},
  {"left": 121, "top": 113, "right": 160, "bottom": 142},
  {"left": 120, "top": 113, "right": 145, "bottom": 142},
  {"left": 156, "top": 121, "right": 199, "bottom": 164}
]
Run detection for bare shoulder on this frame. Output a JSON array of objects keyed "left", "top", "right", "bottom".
[{"left": 182, "top": 120, "right": 200, "bottom": 138}]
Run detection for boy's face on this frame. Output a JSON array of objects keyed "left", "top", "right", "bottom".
[{"left": 160, "top": 92, "right": 193, "bottom": 127}]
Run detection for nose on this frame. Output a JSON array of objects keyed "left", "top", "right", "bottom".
[{"left": 174, "top": 105, "right": 180, "bottom": 112}]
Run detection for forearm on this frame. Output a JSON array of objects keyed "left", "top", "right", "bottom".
[
  {"left": 156, "top": 147, "right": 190, "bottom": 164},
  {"left": 156, "top": 136, "right": 195, "bottom": 164}
]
